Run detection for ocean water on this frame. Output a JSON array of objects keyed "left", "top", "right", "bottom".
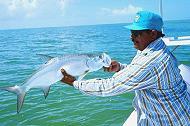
[{"left": 0, "top": 20, "right": 190, "bottom": 126}]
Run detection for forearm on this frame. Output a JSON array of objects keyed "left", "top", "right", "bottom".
[
  {"left": 73, "top": 64, "right": 154, "bottom": 96},
  {"left": 73, "top": 69, "right": 133, "bottom": 97},
  {"left": 73, "top": 77, "right": 118, "bottom": 96}
]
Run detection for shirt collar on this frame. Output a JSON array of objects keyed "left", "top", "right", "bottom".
[{"left": 137, "top": 38, "right": 165, "bottom": 56}]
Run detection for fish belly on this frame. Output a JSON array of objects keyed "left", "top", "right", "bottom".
[
  {"left": 61, "top": 61, "right": 89, "bottom": 76},
  {"left": 23, "top": 67, "right": 62, "bottom": 90}
]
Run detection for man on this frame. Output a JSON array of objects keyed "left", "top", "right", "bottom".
[{"left": 61, "top": 11, "right": 190, "bottom": 126}]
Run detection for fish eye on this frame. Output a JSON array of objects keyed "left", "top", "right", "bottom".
[{"left": 99, "top": 55, "right": 103, "bottom": 59}]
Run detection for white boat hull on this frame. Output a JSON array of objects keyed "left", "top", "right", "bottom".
[
  {"left": 123, "top": 110, "right": 137, "bottom": 126},
  {"left": 178, "top": 64, "right": 190, "bottom": 91}
]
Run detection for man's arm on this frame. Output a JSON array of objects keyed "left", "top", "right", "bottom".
[{"left": 61, "top": 61, "right": 155, "bottom": 97}]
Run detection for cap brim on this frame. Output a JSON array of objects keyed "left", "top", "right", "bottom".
[{"left": 124, "top": 24, "right": 148, "bottom": 30}]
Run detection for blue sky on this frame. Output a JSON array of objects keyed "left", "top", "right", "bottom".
[{"left": 0, "top": 0, "right": 190, "bottom": 29}]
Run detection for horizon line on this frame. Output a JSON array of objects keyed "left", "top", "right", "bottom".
[{"left": 1, "top": 19, "right": 190, "bottom": 31}]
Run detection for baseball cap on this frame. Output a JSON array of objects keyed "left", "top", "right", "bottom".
[{"left": 125, "top": 11, "right": 163, "bottom": 31}]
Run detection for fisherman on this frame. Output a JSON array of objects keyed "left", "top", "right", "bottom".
[{"left": 61, "top": 11, "right": 190, "bottom": 126}]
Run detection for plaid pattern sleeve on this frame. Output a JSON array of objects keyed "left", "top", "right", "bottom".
[{"left": 73, "top": 38, "right": 190, "bottom": 125}]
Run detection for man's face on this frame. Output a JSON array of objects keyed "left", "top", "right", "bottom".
[{"left": 130, "top": 30, "right": 153, "bottom": 51}]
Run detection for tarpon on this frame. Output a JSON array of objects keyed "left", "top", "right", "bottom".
[{"left": 0, "top": 53, "right": 111, "bottom": 113}]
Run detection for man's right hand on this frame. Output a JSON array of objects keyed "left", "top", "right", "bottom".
[
  {"left": 103, "top": 60, "right": 120, "bottom": 72},
  {"left": 60, "top": 69, "right": 76, "bottom": 86}
]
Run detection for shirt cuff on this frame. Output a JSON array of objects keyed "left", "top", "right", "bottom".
[
  {"left": 119, "top": 62, "right": 127, "bottom": 70},
  {"left": 73, "top": 81, "right": 79, "bottom": 89}
]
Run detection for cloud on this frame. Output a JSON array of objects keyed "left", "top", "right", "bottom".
[
  {"left": 0, "top": 0, "right": 71, "bottom": 19},
  {"left": 59, "top": 0, "right": 69, "bottom": 11},
  {"left": 8, "top": 0, "right": 38, "bottom": 11},
  {"left": 101, "top": 4, "right": 142, "bottom": 16},
  {"left": 0, "top": 0, "right": 39, "bottom": 18},
  {"left": 58, "top": 0, "right": 73, "bottom": 15}
]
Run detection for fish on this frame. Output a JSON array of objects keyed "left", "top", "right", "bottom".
[{"left": 0, "top": 53, "right": 111, "bottom": 113}]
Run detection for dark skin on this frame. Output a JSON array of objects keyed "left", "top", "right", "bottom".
[
  {"left": 131, "top": 30, "right": 158, "bottom": 51},
  {"left": 61, "top": 30, "right": 159, "bottom": 85},
  {"left": 60, "top": 69, "right": 76, "bottom": 85}
]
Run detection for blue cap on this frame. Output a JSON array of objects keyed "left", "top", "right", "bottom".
[{"left": 125, "top": 11, "right": 163, "bottom": 31}]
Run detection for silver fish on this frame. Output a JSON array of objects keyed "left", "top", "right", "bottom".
[{"left": 0, "top": 53, "right": 111, "bottom": 113}]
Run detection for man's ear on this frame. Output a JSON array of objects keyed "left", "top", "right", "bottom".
[{"left": 151, "top": 30, "right": 158, "bottom": 39}]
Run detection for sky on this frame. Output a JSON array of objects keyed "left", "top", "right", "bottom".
[{"left": 0, "top": 0, "right": 190, "bottom": 30}]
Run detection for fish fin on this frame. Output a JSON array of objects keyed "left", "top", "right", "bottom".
[
  {"left": 42, "top": 86, "right": 51, "bottom": 99},
  {"left": 0, "top": 86, "right": 26, "bottom": 114},
  {"left": 36, "top": 54, "right": 54, "bottom": 63},
  {"left": 77, "top": 70, "right": 89, "bottom": 81},
  {"left": 17, "top": 92, "right": 26, "bottom": 114}
]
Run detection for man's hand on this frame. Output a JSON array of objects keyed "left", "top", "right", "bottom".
[
  {"left": 104, "top": 60, "right": 120, "bottom": 72},
  {"left": 60, "top": 69, "right": 76, "bottom": 86}
]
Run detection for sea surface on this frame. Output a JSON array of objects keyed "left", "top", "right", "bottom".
[{"left": 0, "top": 20, "right": 190, "bottom": 126}]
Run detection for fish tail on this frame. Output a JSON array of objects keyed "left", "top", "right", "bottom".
[{"left": 0, "top": 85, "right": 26, "bottom": 113}]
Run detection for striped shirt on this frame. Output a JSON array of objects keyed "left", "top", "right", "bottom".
[{"left": 73, "top": 38, "right": 190, "bottom": 126}]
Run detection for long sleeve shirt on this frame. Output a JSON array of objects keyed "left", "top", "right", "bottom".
[{"left": 73, "top": 38, "right": 190, "bottom": 126}]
